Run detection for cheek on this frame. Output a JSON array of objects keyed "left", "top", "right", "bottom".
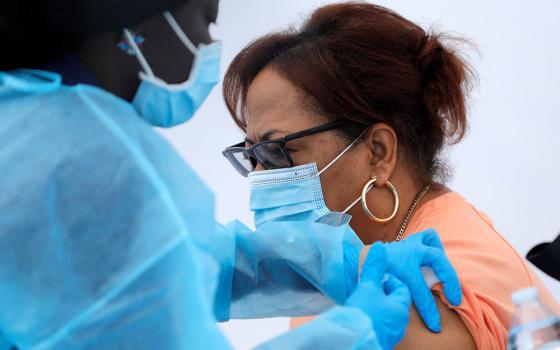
[
  {"left": 288, "top": 143, "right": 327, "bottom": 168},
  {"left": 320, "top": 156, "right": 371, "bottom": 212}
]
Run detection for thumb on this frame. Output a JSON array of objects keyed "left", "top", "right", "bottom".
[
  {"left": 360, "top": 242, "right": 388, "bottom": 284},
  {"left": 384, "top": 274, "right": 412, "bottom": 308}
]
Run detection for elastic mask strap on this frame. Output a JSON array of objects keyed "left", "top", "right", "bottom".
[
  {"left": 163, "top": 12, "right": 199, "bottom": 55},
  {"left": 124, "top": 29, "right": 155, "bottom": 77},
  {"left": 342, "top": 183, "right": 373, "bottom": 214},
  {"left": 317, "top": 128, "right": 368, "bottom": 176}
]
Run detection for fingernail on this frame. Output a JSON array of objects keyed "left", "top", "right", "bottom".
[
  {"left": 451, "top": 290, "right": 463, "bottom": 306},
  {"left": 429, "top": 322, "right": 442, "bottom": 333}
]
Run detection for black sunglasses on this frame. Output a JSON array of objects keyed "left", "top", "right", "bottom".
[{"left": 222, "top": 120, "right": 344, "bottom": 177}]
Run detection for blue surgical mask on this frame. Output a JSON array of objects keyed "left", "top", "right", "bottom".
[
  {"left": 249, "top": 131, "right": 367, "bottom": 228},
  {"left": 124, "top": 12, "right": 221, "bottom": 128}
]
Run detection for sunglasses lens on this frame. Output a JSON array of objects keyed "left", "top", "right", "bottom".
[
  {"left": 253, "top": 143, "right": 290, "bottom": 169},
  {"left": 224, "top": 149, "right": 255, "bottom": 177}
]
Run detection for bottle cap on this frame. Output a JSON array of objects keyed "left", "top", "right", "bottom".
[{"left": 512, "top": 287, "right": 539, "bottom": 305}]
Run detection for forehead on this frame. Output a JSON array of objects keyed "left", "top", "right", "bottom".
[
  {"left": 245, "top": 67, "right": 323, "bottom": 138},
  {"left": 180, "top": 0, "right": 219, "bottom": 17}
]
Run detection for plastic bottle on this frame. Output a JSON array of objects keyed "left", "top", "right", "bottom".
[{"left": 508, "top": 287, "right": 560, "bottom": 350}]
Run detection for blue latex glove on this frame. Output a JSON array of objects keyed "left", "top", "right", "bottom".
[
  {"left": 384, "top": 229, "right": 462, "bottom": 332},
  {"left": 347, "top": 243, "right": 411, "bottom": 350}
]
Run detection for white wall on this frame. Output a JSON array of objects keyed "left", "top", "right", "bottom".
[{"left": 159, "top": 1, "right": 560, "bottom": 348}]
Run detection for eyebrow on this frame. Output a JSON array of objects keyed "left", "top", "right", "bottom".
[{"left": 244, "top": 129, "right": 286, "bottom": 144}]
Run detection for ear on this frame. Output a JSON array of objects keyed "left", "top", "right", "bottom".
[{"left": 365, "top": 123, "right": 398, "bottom": 187}]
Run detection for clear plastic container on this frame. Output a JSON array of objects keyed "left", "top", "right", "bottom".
[{"left": 508, "top": 288, "right": 560, "bottom": 350}]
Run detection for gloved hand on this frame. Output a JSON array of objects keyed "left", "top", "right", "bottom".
[
  {"left": 382, "top": 228, "right": 462, "bottom": 332},
  {"left": 347, "top": 243, "right": 411, "bottom": 350}
]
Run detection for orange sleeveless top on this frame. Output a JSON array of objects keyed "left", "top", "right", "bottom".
[{"left": 291, "top": 192, "right": 560, "bottom": 349}]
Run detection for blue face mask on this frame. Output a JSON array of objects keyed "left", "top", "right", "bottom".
[
  {"left": 124, "top": 12, "right": 221, "bottom": 128},
  {"left": 249, "top": 131, "right": 367, "bottom": 228}
]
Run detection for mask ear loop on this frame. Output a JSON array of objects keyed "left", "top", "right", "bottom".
[
  {"left": 317, "top": 128, "right": 368, "bottom": 177},
  {"left": 123, "top": 29, "right": 155, "bottom": 78},
  {"left": 343, "top": 182, "right": 373, "bottom": 214},
  {"left": 327, "top": 127, "right": 372, "bottom": 214},
  {"left": 163, "top": 11, "right": 199, "bottom": 55}
]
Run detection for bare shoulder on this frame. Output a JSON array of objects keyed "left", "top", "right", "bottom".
[{"left": 396, "top": 294, "right": 476, "bottom": 350}]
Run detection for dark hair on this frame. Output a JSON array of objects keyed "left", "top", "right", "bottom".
[
  {"left": 223, "top": 2, "right": 475, "bottom": 184},
  {"left": 0, "top": 0, "right": 188, "bottom": 70}
]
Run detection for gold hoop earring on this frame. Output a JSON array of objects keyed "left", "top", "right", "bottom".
[{"left": 361, "top": 176, "right": 399, "bottom": 223}]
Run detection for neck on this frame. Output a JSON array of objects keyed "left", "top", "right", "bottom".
[{"left": 348, "top": 181, "right": 447, "bottom": 244}]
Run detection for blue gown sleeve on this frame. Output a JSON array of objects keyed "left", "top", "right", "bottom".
[
  {"left": 254, "top": 306, "right": 382, "bottom": 350},
  {"left": 211, "top": 220, "right": 363, "bottom": 321}
]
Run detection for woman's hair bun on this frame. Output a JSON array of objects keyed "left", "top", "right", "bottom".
[{"left": 416, "top": 33, "right": 475, "bottom": 144}]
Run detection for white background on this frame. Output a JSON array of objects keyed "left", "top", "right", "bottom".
[{"left": 159, "top": 1, "right": 560, "bottom": 348}]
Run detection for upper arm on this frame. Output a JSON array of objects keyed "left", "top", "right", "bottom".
[
  {"left": 395, "top": 294, "right": 475, "bottom": 350},
  {"left": 357, "top": 244, "right": 475, "bottom": 349},
  {"left": 291, "top": 295, "right": 477, "bottom": 350}
]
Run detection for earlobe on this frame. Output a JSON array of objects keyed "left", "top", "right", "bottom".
[
  {"left": 367, "top": 123, "right": 398, "bottom": 187},
  {"left": 375, "top": 166, "right": 391, "bottom": 187}
]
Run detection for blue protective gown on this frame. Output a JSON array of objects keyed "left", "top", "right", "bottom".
[{"left": 0, "top": 70, "right": 381, "bottom": 350}]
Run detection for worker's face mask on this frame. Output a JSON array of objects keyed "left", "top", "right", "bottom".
[
  {"left": 124, "top": 12, "right": 221, "bottom": 128},
  {"left": 248, "top": 131, "right": 368, "bottom": 228}
]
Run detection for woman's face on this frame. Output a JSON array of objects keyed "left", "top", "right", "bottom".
[{"left": 244, "top": 67, "right": 374, "bottom": 214}]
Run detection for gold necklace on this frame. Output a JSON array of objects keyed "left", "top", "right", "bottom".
[{"left": 394, "top": 184, "right": 431, "bottom": 242}]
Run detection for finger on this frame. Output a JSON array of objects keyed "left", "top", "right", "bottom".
[
  {"left": 420, "top": 228, "right": 445, "bottom": 250},
  {"left": 360, "top": 242, "right": 388, "bottom": 284},
  {"left": 384, "top": 275, "right": 412, "bottom": 309},
  {"left": 422, "top": 247, "right": 463, "bottom": 306},
  {"left": 408, "top": 271, "right": 442, "bottom": 333}
]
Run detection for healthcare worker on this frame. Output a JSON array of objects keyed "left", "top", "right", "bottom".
[{"left": 0, "top": 0, "right": 462, "bottom": 349}]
